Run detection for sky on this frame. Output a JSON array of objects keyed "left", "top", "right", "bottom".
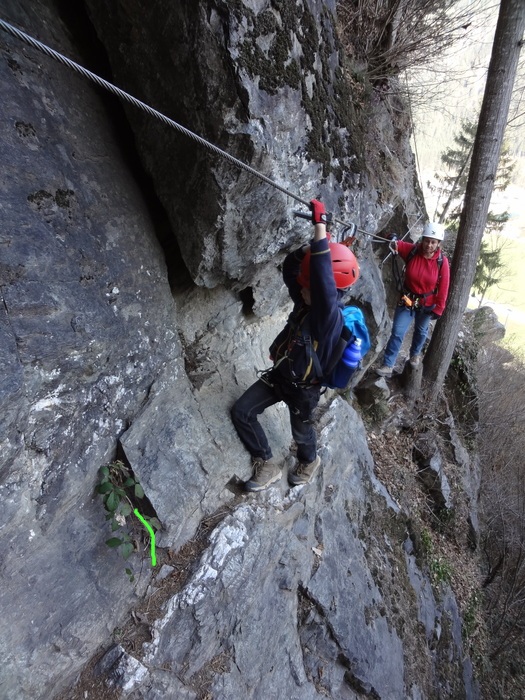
[{"left": 408, "top": 1, "right": 525, "bottom": 349}]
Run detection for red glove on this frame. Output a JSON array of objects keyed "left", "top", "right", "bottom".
[{"left": 310, "top": 199, "right": 332, "bottom": 226}]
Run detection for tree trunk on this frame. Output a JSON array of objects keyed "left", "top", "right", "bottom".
[
  {"left": 400, "top": 361, "right": 422, "bottom": 405},
  {"left": 424, "top": 0, "right": 525, "bottom": 402}
]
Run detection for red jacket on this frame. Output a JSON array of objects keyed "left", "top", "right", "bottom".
[{"left": 397, "top": 241, "right": 450, "bottom": 316}]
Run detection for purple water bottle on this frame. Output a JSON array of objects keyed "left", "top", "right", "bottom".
[{"left": 342, "top": 337, "right": 362, "bottom": 368}]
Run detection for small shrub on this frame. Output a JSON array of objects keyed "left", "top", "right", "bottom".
[
  {"left": 434, "top": 506, "right": 456, "bottom": 535},
  {"left": 337, "top": 0, "right": 485, "bottom": 80},
  {"left": 463, "top": 589, "right": 482, "bottom": 642},
  {"left": 429, "top": 555, "right": 453, "bottom": 585},
  {"left": 96, "top": 460, "right": 161, "bottom": 579},
  {"left": 420, "top": 527, "right": 453, "bottom": 585},
  {"left": 421, "top": 527, "right": 433, "bottom": 557}
]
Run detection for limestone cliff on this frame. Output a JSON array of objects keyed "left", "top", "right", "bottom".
[{"left": 0, "top": 1, "right": 478, "bottom": 698}]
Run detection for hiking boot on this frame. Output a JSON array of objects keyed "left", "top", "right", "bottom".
[
  {"left": 409, "top": 354, "right": 421, "bottom": 368},
  {"left": 288, "top": 456, "right": 321, "bottom": 486},
  {"left": 375, "top": 365, "right": 393, "bottom": 377},
  {"left": 244, "top": 458, "right": 281, "bottom": 492}
]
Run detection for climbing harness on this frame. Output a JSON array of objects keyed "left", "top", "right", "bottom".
[
  {"left": 0, "top": 17, "right": 389, "bottom": 245},
  {"left": 395, "top": 247, "right": 444, "bottom": 311}
]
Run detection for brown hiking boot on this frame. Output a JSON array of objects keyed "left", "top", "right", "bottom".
[
  {"left": 288, "top": 456, "right": 321, "bottom": 486},
  {"left": 244, "top": 457, "right": 281, "bottom": 492}
]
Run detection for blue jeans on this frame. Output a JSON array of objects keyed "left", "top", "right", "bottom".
[
  {"left": 231, "top": 371, "right": 321, "bottom": 464},
  {"left": 383, "top": 305, "right": 432, "bottom": 368}
]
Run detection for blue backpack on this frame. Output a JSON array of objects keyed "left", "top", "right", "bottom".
[{"left": 322, "top": 306, "right": 370, "bottom": 389}]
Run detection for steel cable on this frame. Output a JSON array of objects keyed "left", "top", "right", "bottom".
[{"left": 0, "top": 17, "right": 392, "bottom": 242}]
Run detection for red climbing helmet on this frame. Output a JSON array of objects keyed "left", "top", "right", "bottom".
[{"left": 297, "top": 243, "right": 360, "bottom": 289}]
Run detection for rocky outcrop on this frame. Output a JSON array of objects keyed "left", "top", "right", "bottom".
[
  {"left": 464, "top": 305, "right": 506, "bottom": 345},
  {"left": 84, "top": 400, "right": 477, "bottom": 700},
  {"left": 0, "top": 1, "right": 478, "bottom": 698},
  {"left": 413, "top": 434, "right": 453, "bottom": 513},
  {"left": 1, "top": 2, "right": 178, "bottom": 695},
  {"left": 84, "top": 0, "right": 363, "bottom": 287}
]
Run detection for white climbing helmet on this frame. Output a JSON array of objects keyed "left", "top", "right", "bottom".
[{"left": 422, "top": 222, "right": 445, "bottom": 241}]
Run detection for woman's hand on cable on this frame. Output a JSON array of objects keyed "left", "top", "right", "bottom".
[{"left": 388, "top": 234, "right": 398, "bottom": 255}]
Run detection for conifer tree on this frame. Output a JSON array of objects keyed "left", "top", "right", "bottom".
[
  {"left": 472, "top": 219, "right": 510, "bottom": 307},
  {"left": 431, "top": 120, "right": 514, "bottom": 227},
  {"left": 430, "top": 119, "right": 514, "bottom": 307},
  {"left": 424, "top": 0, "right": 525, "bottom": 400}
]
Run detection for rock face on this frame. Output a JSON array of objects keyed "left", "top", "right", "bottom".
[
  {"left": 1, "top": 2, "right": 178, "bottom": 696},
  {"left": 84, "top": 0, "right": 362, "bottom": 287},
  {"left": 0, "top": 1, "right": 478, "bottom": 699},
  {"left": 133, "top": 404, "right": 417, "bottom": 700}
]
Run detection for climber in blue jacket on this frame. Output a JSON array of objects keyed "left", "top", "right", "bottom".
[{"left": 231, "top": 199, "right": 360, "bottom": 491}]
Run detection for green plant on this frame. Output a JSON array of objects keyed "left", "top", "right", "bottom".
[
  {"left": 96, "top": 460, "right": 161, "bottom": 578},
  {"left": 421, "top": 528, "right": 433, "bottom": 557},
  {"left": 434, "top": 506, "right": 456, "bottom": 534},
  {"left": 463, "top": 590, "right": 482, "bottom": 642},
  {"left": 420, "top": 527, "right": 453, "bottom": 585},
  {"left": 429, "top": 555, "right": 453, "bottom": 585},
  {"left": 362, "top": 398, "right": 390, "bottom": 424},
  {"left": 472, "top": 230, "right": 511, "bottom": 307},
  {"left": 430, "top": 119, "right": 514, "bottom": 226}
]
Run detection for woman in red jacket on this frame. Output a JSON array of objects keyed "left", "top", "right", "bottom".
[{"left": 376, "top": 222, "right": 450, "bottom": 376}]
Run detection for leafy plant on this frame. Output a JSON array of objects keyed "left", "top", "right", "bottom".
[
  {"left": 463, "top": 589, "right": 482, "bottom": 642},
  {"left": 429, "top": 555, "right": 453, "bottom": 585},
  {"left": 421, "top": 528, "right": 433, "bottom": 557},
  {"left": 96, "top": 460, "right": 161, "bottom": 578},
  {"left": 420, "top": 527, "right": 453, "bottom": 585}
]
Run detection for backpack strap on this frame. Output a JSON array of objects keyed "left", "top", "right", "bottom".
[
  {"left": 404, "top": 247, "right": 444, "bottom": 298},
  {"left": 301, "top": 310, "right": 354, "bottom": 382},
  {"left": 405, "top": 246, "right": 443, "bottom": 270},
  {"left": 323, "top": 321, "right": 352, "bottom": 377},
  {"left": 299, "top": 315, "right": 324, "bottom": 382}
]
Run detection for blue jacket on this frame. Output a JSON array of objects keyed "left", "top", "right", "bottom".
[{"left": 270, "top": 238, "right": 343, "bottom": 384}]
